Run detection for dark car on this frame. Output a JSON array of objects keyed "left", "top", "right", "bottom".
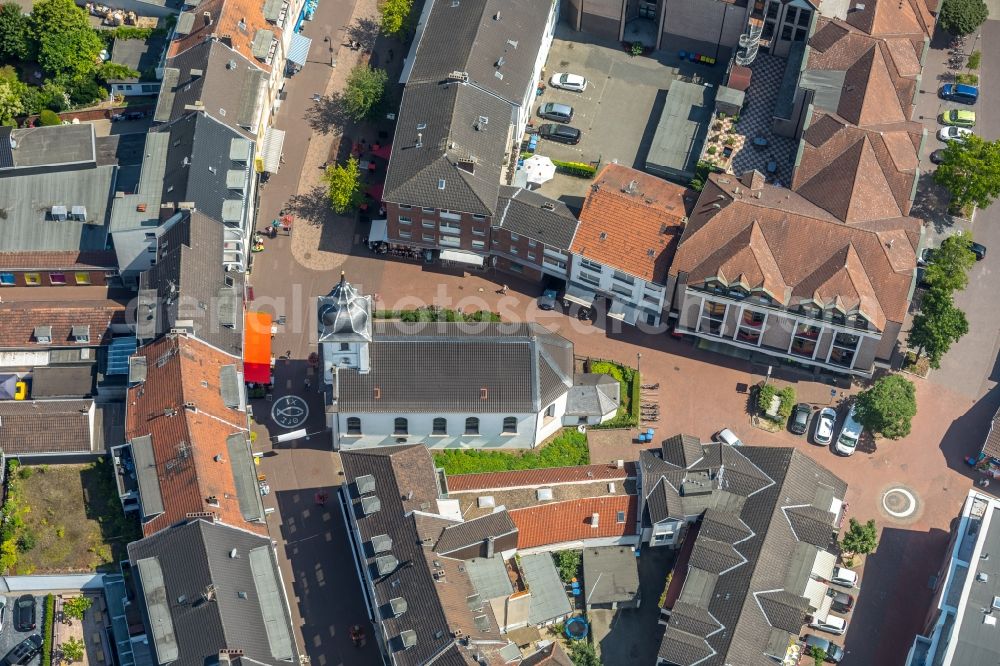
[
  {"left": 537, "top": 123, "right": 581, "bottom": 145},
  {"left": 0, "top": 635, "right": 41, "bottom": 666},
  {"left": 804, "top": 634, "right": 844, "bottom": 663},
  {"left": 124, "top": 110, "right": 146, "bottom": 121},
  {"left": 827, "top": 588, "right": 855, "bottom": 613},
  {"left": 14, "top": 595, "right": 34, "bottom": 632},
  {"left": 920, "top": 241, "right": 986, "bottom": 265},
  {"left": 938, "top": 83, "right": 979, "bottom": 104},
  {"left": 929, "top": 149, "right": 947, "bottom": 164},
  {"left": 789, "top": 403, "right": 811, "bottom": 435},
  {"left": 537, "top": 288, "right": 559, "bottom": 310},
  {"left": 972, "top": 242, "right": 987, "bottom": 260},
  {"left": 537, "top": 102, "right": 574, "bottom": 123}
]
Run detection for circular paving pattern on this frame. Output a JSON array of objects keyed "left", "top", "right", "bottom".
[{"left": 882, "top": 487, "right": 918, "bottom": 519}]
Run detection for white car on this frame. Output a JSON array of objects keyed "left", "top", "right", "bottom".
[
  {"left": 834, "top": 404, "right": 863, "bottom": 457},
  {"left": 830, "top": 566, "right": 859, "bottom": 589},
  {"left": 0, "top": 596, "right": 6, "bottom": 631},
  {"left": 814, "top": 407, "right": 837, "bottom": 445},
  {"left": 937, "top": 126, "right": 973, "bottom": 142},
  {"left": 809, "top": 614, "right": 847, "bottom": 636},
  {"left": 715, "top": 428, "right": 744, "bottom": 447},
  {"left": 549, "top": 73, "right": 588, "bottom": 92}
]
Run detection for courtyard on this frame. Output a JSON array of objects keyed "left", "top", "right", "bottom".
[{"left": 528, "top": 25, "right": 724, "bottom": 207}]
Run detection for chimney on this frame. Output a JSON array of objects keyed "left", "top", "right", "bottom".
[
  {"left": 591, "top": 512, "right": 599, "bottom": 528},
  {"left": 203, "top": 10, "right": 212, "bottom": 24},
  {"left": 485, "top": 536, "right": 495, "bottom": 558},
  {"left": 457, "top": 158, "right": 476, "bottom": 174},
  {"left": 416, "top": 132, "right": 423, "bottom": 147}
]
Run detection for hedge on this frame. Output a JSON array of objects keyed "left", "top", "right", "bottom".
[
  {"left": 373, "top": 307, "right": 501, "bottom": 323},
  {"left": 433, "top": 428, "right": 588, "bottom": 474},
  {"left": 38, "top": 110, "right": 61, "bottom": 126},
  {"left": 41, "top": 594, "right": 54, "bottom": 666},
  {"left": 551, "top": 159, "right": 597, "bottom": 178},
  {"left": 588, "top": 360, "right": 640, "bottom": 429}
]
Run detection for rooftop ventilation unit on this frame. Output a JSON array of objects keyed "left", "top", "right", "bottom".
[
  {"left": 591, "top": 512, "right": 599, "bottom": 528},
  {"left": 537, "top": 488, "right": 553, "bottom": 501},
  {"left": 371, "top": 534, "right": 393, "bottom": 554},
  {"left": 361, "top": 495, "right": 381, "bottom": 515},
  {"left": 356, "top": 474, "right": 376, "bottom": 494},
  {"left": 390, "top": 597, "right": 407, "bottom": 617},
  {"left": 400, "top": 630, "right": 417, "bottom": 649},
  {"left": 376, "top": 555, "right": 398, "bottom": 576},
  {"left": 478, "top": 496, "right": 495, "bottom": 508}
]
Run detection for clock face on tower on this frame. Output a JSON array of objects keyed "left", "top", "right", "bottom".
[{"left": 271, "top": 395, "right": 309, "bottom": 429}]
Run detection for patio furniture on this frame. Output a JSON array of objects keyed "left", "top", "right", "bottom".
[
  {"left": 752, "top": 136, "right": 769, "bottom": 148},
  {"left": 766, "top": 160, "right": 777, "bottom": 174}
]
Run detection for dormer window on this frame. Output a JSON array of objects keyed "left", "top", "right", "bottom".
[
  {"left": 72, "top": 325, "right": 90, "bottom": 344},
  {"left": 855, "top": 315, "right": 869, "bottom": 331},
  {"left": 33, "top": 326, "right": 51, "bottom": 344}
]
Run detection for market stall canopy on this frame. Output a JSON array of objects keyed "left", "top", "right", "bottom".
[
  {"left": 439, "top": 249, "right": 484, "bottom": 267},
  {"left": 369, "top": 219, "right": 388, "bottom": 244},
  {"left": 244, "top": 311, "right": 273, "bottom": 384}
]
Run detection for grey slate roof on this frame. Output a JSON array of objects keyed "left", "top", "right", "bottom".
[
  {"left": 496, "top": 186, "right": 578, "bottom": 250},
  {"left": 784, "top": 505, "right": 838, "bottom": 548},
  {"left": 651, "top": 444, "right": 849, "bottom": 666},
  {"left": 0, "top": 124, "right": 95, "bottom": 172},
  {"left": 565, "top": 373, "right": 619, "bottom": 418},
  {"left": 340, "top": 446, "right": 462, "bottom": 666},
  {"left": 520, "top": 553, "right": 572, "bottom": 625},
  {"left": 137, "top": 210, "right": 244, "bottom": 357},
  {"left": 661, "top": 434, "right": 704, "bottom": 469},
  {"left": 156, "top": 41, "right": 264, "bottom": 134},
  {"left": 127, "top": 519, "right": 297, "bottom": 666},
  {"left": 110, "top": 34, "right": 167, "bottom": 81},
  {"left": 383, "top": 81, "right": 511, "bottom": 215},
  {"left": 407, "top": 0, "right": 552, "bottom": 104},
  {"left": 582, "top": 546, "right": 640, "bottom": 605},
  {"left": 335, "top": 322, "right": 573, "bottom": 413},
  {"left": 433, "top": 510, "right": 517, "bottom": 555},
  {"left": 0, "top": 399, "right": 111, "bottom": 455},
  {"left": 30, "top": 365, "right": 95, "bottom": 398}
]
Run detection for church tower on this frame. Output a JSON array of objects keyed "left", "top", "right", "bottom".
[{"left": 317, "top": 272, "right": 372, "bottom": 378}]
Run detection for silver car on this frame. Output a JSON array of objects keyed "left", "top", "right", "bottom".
[{"left": 814, "top": 407, "right": 837, "bottom": 445}]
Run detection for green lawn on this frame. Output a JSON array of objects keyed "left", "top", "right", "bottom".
[{"left": 433, "top": 429, "right": 589, "bottom": 475}]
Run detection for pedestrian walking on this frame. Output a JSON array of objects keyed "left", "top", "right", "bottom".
[
  {"left": 498, "top": 284, "right": 508, "bottom": 295},
  {"left": 304, "top": 377, "right": 311, "bottom": 390}
]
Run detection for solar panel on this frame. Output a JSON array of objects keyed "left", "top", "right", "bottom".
[{"left": 106, "top": 337, "right": 138, "bottom": 375}]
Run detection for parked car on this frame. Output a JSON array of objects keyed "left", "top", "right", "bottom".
[
  {"left": 537, "top": 288, "right": 559, "bottom": 310},
  {"left": 924, "top": 241, "right": 987, "bottom": 262},
  {"left": 830, "top": 566, "right": 859, "bottom": 588},
  {"left": 13, "top": 595, "right": 34, "bottom": 632},
  {"left": 938, "top": 83, "right": 979, "bottom": 104},
  {"left": 939, "top": 109, "right": 976, "bottom": 127},
  {"left": 0, "top": 597, "right": 6, "bottom": 632},
  {"left": 834, "top": 404, "right": 863, "bottom": 456},
  {"left": 537, "top": 123, "right": 581, "bottom": 145},
  {"left": 714, "top": 428, "right": 744, "bottom": 447},
  {"left": 804, "top": 634, "right": 844, "bottom": 663},
  {"left": 814, "top": 407, "right": 837, "bottom": 445},
  {"left": 929, "top": 149, "right": 947, "bottom": 164},
  {"left": 809, "top": 614, "right": 847, "bottom": 636},
  {"left": 789, "top": 403, "right": 812, "bottom": 435},
  {"left": 937, "top": 126, "right": 973, "bottom": 142},
  {"left": 549, "top": 73, "right": 588, "bottom": 92},
  {"left": 827, "top": 588, "right": 855, "bottom": 613},
  {"left": 537, "top": 102, "right": 574, "bottom": 123},
  {"left": 0, "top": 635, "right": 42, "bottom": 666}
]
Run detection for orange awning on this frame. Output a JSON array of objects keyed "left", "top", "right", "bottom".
[{"left": 244, "top": 311, "right": 272, "bottom": 384}]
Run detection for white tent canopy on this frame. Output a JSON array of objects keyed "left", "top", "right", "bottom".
[{"left": 523, "top": 155, "right": 556, "bottom": 185}]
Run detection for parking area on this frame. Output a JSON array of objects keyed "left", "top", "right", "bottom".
[
  {"left": 530, "top": 25, "right": 722, "bottom": 204},
  {"left": 0, "top": 594, "right": 45, "bottom": 665}
]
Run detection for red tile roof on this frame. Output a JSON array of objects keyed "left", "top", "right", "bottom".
[
  {"left": 508, "top": 495, "right": 637, "bottom": 549},
  {"left": 571, "top": 164, "right": 692, "bottom": 285},
  {"left": 0, "top": 251, "right": 117, "bottom": 270},
  {"left": 126, "top": 334, "right": 265, "bottom": 537},
  {"left": 169, "top": 0, "right": 278, "bottom": 73},
  {"left": 0, "top": 300, "right": 126, "bottom": 349},
  {"left": 447, "top": 463, "right": 635, "bottom": 492}
]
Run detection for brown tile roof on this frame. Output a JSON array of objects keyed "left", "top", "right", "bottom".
[
  {"left": 0, "top": 300, "right": 126, "bottom": 349},
  {"left": 0, "top": 400, "right": 96, "bottom": 454},
  {"left": 447, "top": 463, "right": 635, "bottom": 492},
  {"left": 673, "top": 172, "right": 920, "bottom": 328},
  {"left": 844, "top": 0, "right": 934, "bottom": 39},
  {"left": 571, "top": 164, "right": 692, "bottom": 284},
  {"left": 168, "top": 0, "right": 278, "bottom": 73},
  {"left": 807, "top": 19, "right": 920, "bottom": 128},
  {"left": 125, "top": 334, "right": 263, "bottom": 537},
  {"left": 793, "top": 111, "right": 920, "bottom": 221},
  {"left": 509, "top": 495, "right": 637, "bottom": 549},
  {"left": 982, "top": 406, "right": 1000, "bottom": 460},
  {"left": 0, "top": 251, "right": 117, "bottom": 270}
]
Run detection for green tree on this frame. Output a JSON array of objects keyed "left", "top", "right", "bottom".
[
  {"left": 379, "top": 0, "right": 412, "bottom": 38},
  {"left": 908, "top": 289, "right": 969, "bottom": 369},
  {"left": 62, "top": 595, "right": 92, "bottom": 621},
  {"left": 96, "top": 62, "right": 139, "bottom": 83},
  {"left": 0, "top": 76, "right": 24, "bottom": 124},
  {"left": 853, "top": 374, "right": 917, "bottom": 440},
  {"left": 934, "top": 137, "right": 1000, "bottom": 211},
  {"left": 554, "top": 550, "right": 581, "bottom": 583},
  {"left": 812, "top": 649, "right": 826, "bottom": 666},
  {"left": 968, "top": 50, "right": 982, "bottom": 70},
  {"left": 343, "top": 64, "right": 387, "bottom": 121},
  {"left": 61, "top": 73, "right": 105, "bottom": 106},
  {"left": 839, "top": 518, "right": 879, "bottom": 555},
  {"left": 0, "top": 3, "right": 31, "bottom": 61},
  {"left": 939, "top": 0, "right": 988, "bottom": 35},
  {"left": 323, "top": 156, "right": 364, "bottom": 214},
  {"left": 922, "top": 231, "right": 977, "bottom": 293},
  {"left": 37, "top": 108, "right": 60, "bottom": 125},
  {"left": 60, "top": 637, "right": 85, "bottom": 663},
  {"left": 29, "top": 0, "right": 90, "bottom": 41},
  {"left": 568, "top": 642, "right": 600, "bottom": 666},
  {"left": 38, "top": 28, "right": 103, "bottom": 77}
]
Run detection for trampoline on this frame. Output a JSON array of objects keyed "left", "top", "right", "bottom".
[{"left": 565, "top": 617, "right": 589, "bottom": 641}]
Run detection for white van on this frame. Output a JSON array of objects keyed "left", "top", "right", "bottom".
[
  {"left": 834, "top": 404, "right": 863, "bottom": 456},
  {"left": 809, "top": 613, "right": 847, "bottom": 636}
]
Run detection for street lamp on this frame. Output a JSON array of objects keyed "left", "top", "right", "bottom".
[{"left": 636, "top": 352, "right": 642, "bottom": 378}]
